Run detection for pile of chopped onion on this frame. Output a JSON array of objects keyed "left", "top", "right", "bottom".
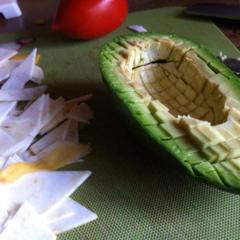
[{"left": 0, "top": 48, "right": 97, "bottom": 240}]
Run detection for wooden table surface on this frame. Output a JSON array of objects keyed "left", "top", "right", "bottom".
[{"left": 0, "top": 0, "right": 240, "bottom": 50}]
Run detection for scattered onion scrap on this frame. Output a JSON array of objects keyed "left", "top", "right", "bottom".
[{"left": 127, "top": 25, "right": 148, "bottom": 33}]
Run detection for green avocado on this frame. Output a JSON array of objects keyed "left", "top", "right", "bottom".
[{"left": 99, "top": 33, "right": 240, "bottom": 192}]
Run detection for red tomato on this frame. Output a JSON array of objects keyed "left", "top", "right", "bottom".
[{"left": 52, "top": 0, "right": 128, "bottom": 40}]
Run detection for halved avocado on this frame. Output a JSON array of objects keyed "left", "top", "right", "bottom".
[{"left": 99, "top": 33, "right": 240, "bottom": 193}]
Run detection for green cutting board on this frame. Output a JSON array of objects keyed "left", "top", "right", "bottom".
[{"left": 1, "top": 7, "right": 240, "bottom": 240}]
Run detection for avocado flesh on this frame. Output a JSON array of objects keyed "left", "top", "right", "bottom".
[{"left": 100, "top": 33, "right": 240, "bottom": 191}]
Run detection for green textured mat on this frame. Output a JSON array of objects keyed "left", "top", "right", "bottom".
[{"left": 1, "top": 7, "right": 240, "bottom": 240}]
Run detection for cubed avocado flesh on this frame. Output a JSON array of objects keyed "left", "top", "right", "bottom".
[{"left": 100, "top": 33, "right": 240, "bottom": 192}]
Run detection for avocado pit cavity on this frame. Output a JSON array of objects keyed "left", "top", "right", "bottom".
[{"left": 129, "top": 40, "right": 229, "bottom": 125}]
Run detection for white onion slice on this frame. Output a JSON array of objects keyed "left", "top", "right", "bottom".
[
  {"left": 32, "top": 65, "right": 44, "bottom": 84},
  {"left": 0, "top": 48, "right": 17, "bottom": 66},
  {"left": 66, "top": 94, "right": 93, "bottom": 104},
  {"left": 0, "top": 102, "right": 17, "bottom": 124},
  {"left": 40, "top": 111, "right": 65, "bottom": 136},
  {"left": 0, "top": 42, "right": 21, "bottom": 51},
  {"left": 0, "top": 85, "right": 47, "bottom": 101},
  {"left": 47, "top": 199, "right": 97, "bottom": 234},
  {"left": 0, "top": 203, "right": 56, "bottom": 240},
  {"left": 0, "top": 171, "right": 91, "bottom": 214},
  {"left": 64, "top": 120, "right": 79, "bottom": 144},
  {"left": 0, "top": 60, "right": 18, "bottom": 82},
  {"left": 67, "top": 103, "right": 93, "bottom": 124},
  {"left": 2, "top": 154, "right": 24, "bottom": 168},
  {"left": 30, "top": 121, "right": 69, "bottom": 155},
  {"left": 2, "top": 49, "right": 37, "bottom": 90}
]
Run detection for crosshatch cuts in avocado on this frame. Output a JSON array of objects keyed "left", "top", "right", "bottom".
[{"left": 99, "top": 32, "right": 240, "bottom": 193}]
